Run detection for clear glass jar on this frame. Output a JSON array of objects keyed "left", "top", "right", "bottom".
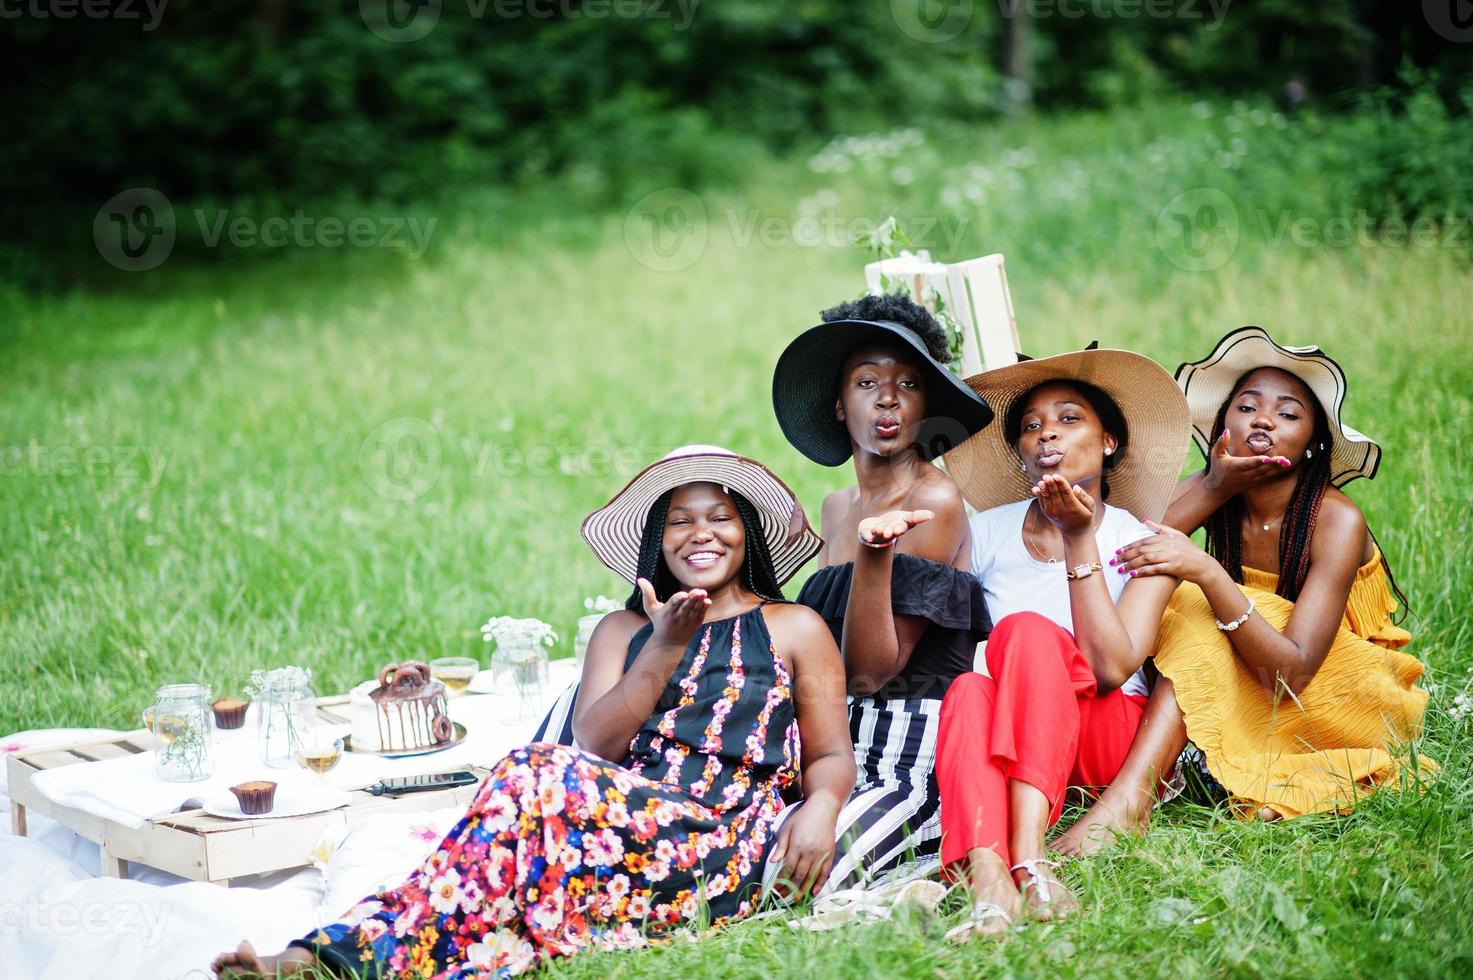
[
  {"left": 573, "top": 613, "right": 605, "bottom": 667},
  {"left": 255, "top": 671, "right": 317, "bottom": 768},
  {"left": 499, "top": 638, "right": 549, "bottom": 716},
  {"left": 145, "top": 683, "right": 215, "bottom": 782}
]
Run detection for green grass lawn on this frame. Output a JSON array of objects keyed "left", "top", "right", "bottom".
[{"left": 3, "top": 101, "right": 1472, "bottom": 975}]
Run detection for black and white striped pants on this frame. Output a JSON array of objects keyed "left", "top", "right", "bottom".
[{"left": 532, "top": 684, "right": 944, "bottom": 894}]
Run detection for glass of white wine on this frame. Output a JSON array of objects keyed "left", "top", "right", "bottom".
[
  {"left": 294, "top": 734, "right": 344, "bottom": 778},
  {"left": 429, "top": 657, "right": 479, "bottom": 696}
]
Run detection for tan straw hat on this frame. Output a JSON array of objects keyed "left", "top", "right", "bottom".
[
  {"left": 581, "top": 445, "right": 822, "bottom": 586},
  {"left": 1175, "top": 326, "right": 1380, "bottom": 486},
  {"left": 943, "top": 348, "right": 1192, "bottom": 522}
]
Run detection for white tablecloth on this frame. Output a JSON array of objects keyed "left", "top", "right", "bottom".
[{"left": 30, "top": 661, "right": 580, "bottom": 829}]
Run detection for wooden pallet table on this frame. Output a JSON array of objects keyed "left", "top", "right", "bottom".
[{"left": 6, "top": 699, "right": 488, "bottom": 886}]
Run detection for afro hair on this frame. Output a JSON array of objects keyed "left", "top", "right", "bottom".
[{"left": 819, "top": 293, "right": 950, "bottom": 364}]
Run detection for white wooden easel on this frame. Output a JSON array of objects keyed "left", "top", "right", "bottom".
[{"left": 864, "top": 252, "right": 1022, "bottom": 374}]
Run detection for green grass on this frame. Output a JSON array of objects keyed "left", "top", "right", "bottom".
[{"left": 3, "top": 101, "right": 1472, "bottom": 975}]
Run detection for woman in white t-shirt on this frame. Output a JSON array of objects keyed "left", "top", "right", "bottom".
[{"left": 934, "top": 348, "right": 1192, "bottom": 939}]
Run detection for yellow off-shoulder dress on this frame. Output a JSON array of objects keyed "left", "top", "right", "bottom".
[{"left": 1153, "top": 549, "right": 1434, "bottom": 818}]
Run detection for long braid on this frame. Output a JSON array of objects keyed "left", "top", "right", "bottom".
[
  {"left": 730, "top": 492, "right": 787, "bottom": 603},
  {"left": 625, "top": 489, "right": 677, "bottom": 614},
  {"left": 623, "top": 487, "right": 785, "bottom": 615},
  {"left": 1203, "top": 398, "right": 1246, "bottom": 583},
  {"left": 1367, "top": 526, "right": 1412, "bottom": 624},
  {"left": 1276, "top": 446, "right": 1330, "bottom": 602}
]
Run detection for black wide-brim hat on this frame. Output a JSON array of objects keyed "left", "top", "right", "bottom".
[{"left": 772, "top": 319, "right": 994, "bottom": 466}]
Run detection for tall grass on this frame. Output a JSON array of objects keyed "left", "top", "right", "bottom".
[{"left": 3, "top": 100, "right": 1471, "bottom": 975}]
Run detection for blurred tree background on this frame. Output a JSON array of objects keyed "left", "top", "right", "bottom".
[{"left": 3, "top": 0, "right": 1469, "bottom": 218}]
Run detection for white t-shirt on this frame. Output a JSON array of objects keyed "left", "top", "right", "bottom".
[{"left": 970, "top": 499, "right": 1153, "bottom": 698}]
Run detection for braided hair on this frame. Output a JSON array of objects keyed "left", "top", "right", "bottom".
[
  {"left": 1203, "top": 374, "right": 1410, "bottom": 616},
  {"left": 624, "top": 486, "right": 787, "bottom": 615}
]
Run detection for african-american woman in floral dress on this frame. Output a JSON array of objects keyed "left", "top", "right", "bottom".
[{"left": 213, "top": 449, "right": 854, "bottom": 977}]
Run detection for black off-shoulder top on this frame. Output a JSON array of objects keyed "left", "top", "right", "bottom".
[{"left": 795, "top": 552, "right": 992, "bottom": 702}]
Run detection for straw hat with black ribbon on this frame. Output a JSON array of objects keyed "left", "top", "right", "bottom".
[
  {"left": 581, "top": 445, "right": 822, "bottom": 586},
  {"left": 1175, "top": 326, "right": 1380, "bottom": 487},
  {"left": 772, "top": 318, "right": 994, "bottom": 466},
  {"left": 943, "top": 346, "right": 1193, "bottom": 523}
]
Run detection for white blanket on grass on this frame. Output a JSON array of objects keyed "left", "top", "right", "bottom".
[{"left": 0, "top": 667, "right": 569, "bottom": 980}]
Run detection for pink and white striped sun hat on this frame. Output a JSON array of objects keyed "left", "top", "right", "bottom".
[{"left": 580, "top": 445, "right": 822, "bottom": 586}]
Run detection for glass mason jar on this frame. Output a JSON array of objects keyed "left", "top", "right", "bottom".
[
  {"left": 255, "top": 673, "right": 317, "bottom": 768},
  {"left": 573, "top": 613, "right": 606, "bottom": 667},
  {"left": 499, "top": 638, "right": 549, "bottom": 715},
  {"left": 145, "top": 683, "right": 216, "bottom": 782}
]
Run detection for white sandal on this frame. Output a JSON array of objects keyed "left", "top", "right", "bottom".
[
  {"left": 944, "top": 900, "right": 1014, "bottom": 942},
  {"left": 786, "top": 878, "right": 948, "bottom": 932},
  {"left": 1010, "top": 858, "right": 1076, "bottom": 919}
]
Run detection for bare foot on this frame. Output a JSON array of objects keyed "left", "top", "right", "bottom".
[
  {"left": 946, "top": 848, "right": 1020, "bottom": 943},
  {"left": 211, "top": 940, "right": 316, "bottom": 978},
  {"left": 1011, "top": 858, "right": 1080, "bottom": 922},
  {"left": 1053, "top": 788, "right": 1152, "bottom": 858}
]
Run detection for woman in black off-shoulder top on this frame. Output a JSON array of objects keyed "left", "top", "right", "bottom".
[{"left": 771, "top": 292, "right": 994, "bottom": 892}]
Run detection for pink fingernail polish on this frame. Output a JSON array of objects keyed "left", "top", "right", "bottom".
[{"left": 1130, "top": 570, "right": 1138, "bottom": 577}]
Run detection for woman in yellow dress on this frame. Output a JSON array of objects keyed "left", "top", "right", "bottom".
[{"left": 1055, "top": 327, "right": 1432, "bottom": 853}]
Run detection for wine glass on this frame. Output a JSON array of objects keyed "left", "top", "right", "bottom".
[
  {"left": 430, "top": 656, "right": 479, "bottom": 696},
  {"left": 294, "top": 733, "right": 344, "bottom": 779}
]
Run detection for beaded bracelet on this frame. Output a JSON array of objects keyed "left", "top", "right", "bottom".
[{"left": 1215, "top": 599, "right": 1255, "bottom": 632}]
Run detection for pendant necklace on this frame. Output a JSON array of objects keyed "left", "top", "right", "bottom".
[{"left": 1024, "top": 504, "right": 1063, "bottom": 564}]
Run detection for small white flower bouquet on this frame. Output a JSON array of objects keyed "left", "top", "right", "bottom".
[
  {"left": 480, "top": 616, "right": 556, "bottom": 709},
  {"left": 245, "top": 665, "right": 314, "bottom": 699},
  {"left": 583, "top": 595, "right": 622, "bottom": 615},
  {"left": 480, "top": 616, "right": 559, "bottom": 651}
]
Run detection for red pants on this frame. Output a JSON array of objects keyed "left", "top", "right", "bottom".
[{"left": 936, "top": 612, "right": 1147, "bottom": 868}]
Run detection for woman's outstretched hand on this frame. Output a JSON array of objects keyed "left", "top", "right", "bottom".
[
  {"left": 857, "top": 509, "right": 934, "bottom": 549},
  {"left": 637, "top": 578, "right": 710, "bottom": 648},
  {"left": 1110, "top": 520, "right": 1216, "bottom": 583},
  {"left": 1204, "top": 430, "right": 1291, "bottom": 497},
  {"left": 1032, "top": 473, "right": 1095, "bottom": 535}
]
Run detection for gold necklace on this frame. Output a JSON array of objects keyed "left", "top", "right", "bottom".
[
  {"left": 1023, "top": 504, "right": 1064, "bottom": 564},
  {"left": 1250, "top": 512, "right": 1283, "bottom": 533}
]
